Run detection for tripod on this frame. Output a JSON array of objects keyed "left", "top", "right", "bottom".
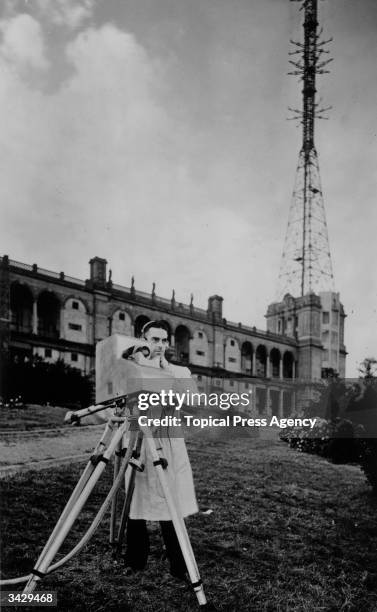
[{"left": 22, "top": 397, "right": 209, "bottom": 608}]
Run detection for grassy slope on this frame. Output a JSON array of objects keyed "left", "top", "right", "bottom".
[
  {"left": 0, "top": 405, "right": 68, "bottom": 430},
  {"left": 1, "top": 434, "right": 377, "bottom": 612}
]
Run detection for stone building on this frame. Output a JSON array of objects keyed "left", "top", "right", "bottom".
[
  {"left": 266, "top": 292, "right": 346, "bottom": 380},
  {"left": 0, "top": 255, "right": 346, "bottom": 415}
]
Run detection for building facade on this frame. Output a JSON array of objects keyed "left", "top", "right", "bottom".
[
  {"left": 266, "top": 291, "right": 346, "bottom": 380},
  {"left": 0, "top": 255, "right": 346, "bottom": 415}
]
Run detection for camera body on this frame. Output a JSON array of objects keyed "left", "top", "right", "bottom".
[{"left": 95, "top": 334, "right": 195, "bottom": 404}]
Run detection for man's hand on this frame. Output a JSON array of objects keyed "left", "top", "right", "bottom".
[
  {"left": 160, "top": 355, "right": 173, "bottom": 371},
  {"left": 64, "top": 411, "right": 73, "bottom": 424},
  {"left": 64, "top": 411, "right": 81, "bottom": 425},
  {"left": 133, "top": 351, "right": 150, "bottom": 365}
]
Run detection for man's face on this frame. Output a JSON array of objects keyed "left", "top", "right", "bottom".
[{"left": 144, "top": 327, "right": 169, "bottom": 359}]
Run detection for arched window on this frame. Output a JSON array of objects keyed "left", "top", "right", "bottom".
[
  {"left": 255, "top": 345, "right": 267, "bottom": 377},
  {"left": 241, "top": 342, "right": 253, "bottom": 374},
  {"left": 159, "top": 320, "right": 172, "bottom": 343},
  {"left": 134, "top": 315, "right": 150, "bottom": 338},
  {"left": 270, "top": 348, "right": 281, "bottom": 378},
  {"left": 283, "top": 351, "right": 294, "bottom": 378},
  {"left": 175, "top": 325, "right": 191, "bottom": 364},
  {"left": 37, "top": 291, "right": 60, "bottom": 339},
  {"left": 10, "top": 283, "right": 33, "bottom": 333}
]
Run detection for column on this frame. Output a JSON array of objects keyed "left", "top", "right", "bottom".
[
  {"left": 188, "top": 337, "right": 193, "bottom": 364},
  {"left": 59, "top": 307, "right": 64, "bottom": 339},
  {"left": 266, "top": 387, "right": 271, "bottom": 416},
  {"left": 266, "top": 351, "right": 270, "bottom": 378},
  {"left": 279, "top": 359, "right": 283, "bottom": 380},
  {"left": 32, "top": 300, "right": 38, "bottom": 335},
  {"left": 292, "top": 361, "right": 296, "bottom": 379},
  {"left": 252, "top": 352, "right": 256, "bottom": 376}
]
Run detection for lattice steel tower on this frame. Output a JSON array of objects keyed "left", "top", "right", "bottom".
[{"left": 277, "top": 0, "right": 335, "bottom": 299}]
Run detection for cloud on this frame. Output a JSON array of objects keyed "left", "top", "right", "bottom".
[
  {"left": 0, "top": 13, "right": 49, "bottom": 71},
  {"left": 0, "top": 24, "right": 192, "bottom": 260},
  {"left": 0, "top": 19, "right": 266, "bottom": 314},
  {"left": 33, "top": 0, "right": 94, "bottom": 30}
]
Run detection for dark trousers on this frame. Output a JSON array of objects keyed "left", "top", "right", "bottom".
[{"left": 124, "top": 518, "right": 187, "bottom": 576}]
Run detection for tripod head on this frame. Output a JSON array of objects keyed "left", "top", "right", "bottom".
[{"left": 64, "top": 393, "right": 129, "bottom": 425}]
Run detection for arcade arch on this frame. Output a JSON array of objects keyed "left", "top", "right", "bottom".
[
  {"left": 255, "top": 345, "right": 267, "bottom": 377},
  {"left": 241, "top": 341, "right": 253, "bottom": 375},
  {"left": 10, "top": 283, "right": 33, "bottom": 333},
  {"left": 175, "top": 325, "right": 191, "bottom": 364},
  {"left": 134, "top": 314, "right": 150, "bottom": 338},
  {"left": 37, "top": 291, "right": 60, "bottom": 339},
  {"left": 283, "top": 351, "right": 294, "bottom": 378},
  {"left": 270, "top": 348, "right": 281, "bottom": 378}
]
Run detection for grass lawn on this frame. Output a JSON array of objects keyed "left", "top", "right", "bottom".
[
  {"left": 1, "top": 433, "right": 377, "bottom": 612},
  {"left": 0, "top": 405, "right": 68, "bottom": 431}
]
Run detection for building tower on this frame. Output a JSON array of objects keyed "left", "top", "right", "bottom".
[
  {"left": 277, "top": 0, "right": 334, "bottom": 299},
  {"left": 0, "top": 256, "right": 11, "bottom": 399},
  {"left": 267, "top": 0, "right": 346, "bottom": 379}
]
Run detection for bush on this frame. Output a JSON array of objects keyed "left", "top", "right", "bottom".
[
  {"left": 3, "top": 356, "right": 93, "bottom": 408},
  {"left": 358, "top": 439, "right": 377, "bottom": 494},
  {"left": 280, "top": 417, "right": 360, "bottom": 464},
  {"left": 281, "top": 416, "right": 377, "bottom": 493}
]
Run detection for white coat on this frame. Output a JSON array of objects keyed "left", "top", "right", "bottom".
[
  {"left": 127, "top": 433, "right": 198, "bottom": 521},
  {"left": 77, "top": 359, "right": 199, "bottom": 521},
  {"left": 127, "top": 361, "right": 198, "bottom": 520}
]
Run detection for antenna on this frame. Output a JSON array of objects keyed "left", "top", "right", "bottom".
[{"left": 277, "top": 0, "right": 335, "bottom": 298}]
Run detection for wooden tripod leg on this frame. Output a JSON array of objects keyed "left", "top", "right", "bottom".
[
  {"left": 23, "top": 418, "right": 131, "bottom": 594},
  {"left": 143, "top": 431, "right": 207, "bottom": 607},
  {"left": 116, "top": 432, "right": 143, "bottom": 553},
  {"left": 109, "top": 437, "right": 123, "bottom": 544},
  {"left": 23, "top": 420, "right": 116, "bottom": 592}
]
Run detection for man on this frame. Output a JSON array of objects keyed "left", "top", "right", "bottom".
[{"left": 123, "top": 321, "right": 198, "bottom": 580}]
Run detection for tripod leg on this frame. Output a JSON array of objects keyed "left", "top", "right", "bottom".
[
  {"left": 63, "top": 420, "right": 119, "bottom": 515},
  {"left": 60, "top": 421, "right": 117, "bottom": 510},
  {"left": 23, "top": 418, "right": 131, "bottom": 594},
  {"left": 116, "top": 432, "right": 144, "bottom": 553},
  {"left": 23, "top": 420, "right": 116, "bottom": 592},
  {"left": 109, "top": 437, "right": 123, "bottom": 544},
  {"left": 143, "top": 432, "right": 207, "bottom": 607}
]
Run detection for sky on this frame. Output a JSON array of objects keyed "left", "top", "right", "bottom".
[{"left": 0, "top": 0, "right": 376, "bottom": 377}]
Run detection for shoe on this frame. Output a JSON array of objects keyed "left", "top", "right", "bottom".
[
  {"left": 170, "top": 569, "right": 189, "bottom": 583},
  {"left": 124, "top": 563, "right": 145, "bottom": 575}
]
